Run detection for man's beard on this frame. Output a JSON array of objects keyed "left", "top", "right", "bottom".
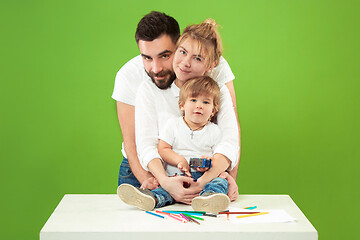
[{"left": 146, "top": 69, "right": 176, "bottom": 90}]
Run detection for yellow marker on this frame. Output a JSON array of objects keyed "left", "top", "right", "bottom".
[{"left": 236, "top": 212, "right": 269, "bottom": 218}]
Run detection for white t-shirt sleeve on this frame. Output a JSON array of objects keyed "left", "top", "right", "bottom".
[
  {"left": 209, "top": 56, "right": 235, "bottom": 87},
  {"left": 213, "top": 86, "right": 240, "bottom": 170},
  {"left": 135, "top": 81, "right": 162, "bottom": 171},
  {"left": 159, "top": 118, "right": 177, "bottom": 146},
  {"left": 111, "top": 55, "right": 146, "bottom": 106}
]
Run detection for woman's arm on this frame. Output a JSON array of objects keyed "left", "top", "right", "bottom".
[
  {"left": 212, "top": 57, "right": 240, "bottom": 198},
  {"left": 213, "top": 86, "right": 240, "bottom": 169},
  {"left": 225, "top": 80, "right": 241, "bottom": 180}
]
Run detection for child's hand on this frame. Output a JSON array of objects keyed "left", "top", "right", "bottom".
[
  {"left": 196, "top": 167, "right": 208, "bottom": 172},
  {"left": 196, "top": 155, "right": 211, "bottom": 172},
  {"left": 140, "top": 177, "right": 159, "bottom": 190},
  {"left": 177, "top": 159, "right": 191, "bottom": 177}
]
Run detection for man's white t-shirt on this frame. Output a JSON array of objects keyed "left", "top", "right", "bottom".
[
  {"left": 112, "top": 54, "right": 236, "bottom": 160},
  {"left": 159, "top": 117, "right": 221, "bottom": 176}
]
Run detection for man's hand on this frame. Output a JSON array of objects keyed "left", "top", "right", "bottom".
[
  {"left": 219, "top": 172, "right": 239, "bottom": 201},
  {"left": 140, "top": 177, "right": 159, "bottom": 190},
  {"left": 159, "top": 176, "right": 201, "bottom": 204}
]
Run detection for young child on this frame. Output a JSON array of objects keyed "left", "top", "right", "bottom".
[{"left": 118, "top": 76, "right": 230, "bottom": 213}]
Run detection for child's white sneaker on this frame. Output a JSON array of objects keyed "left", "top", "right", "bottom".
[
  {"left": 191, "top": 192, "right": 230, "bottom": 213},
  {"left": 117, "top": 184, "right": 156, "bottom": 211}
]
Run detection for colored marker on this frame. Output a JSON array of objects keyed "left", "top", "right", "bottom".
[
  {"left": 244, "top": 206, "right": 257, "bottom": 210},
  {"left": 179, "top": 213, "right": 191, "bottom": 220},
  {"left": 169, "top": 214, "right": 187, "bottom": 223},
  {"left": 155, "top": 210, "right": 171, "bottom": 216},
  {"left": 179, "top": 213, "right": 191, "bottom": 222},
  {"left": 218, "top": 212, "right": 260, "bottom": 214},
  {"left": 168, "top": 214, "right": 184, "bottom": 222},
  {"left": 145, "top": 211, "right": 165, "bottom": 219},
  {"left": 184, "top": 214, "right": 200, "bottom": 225},
  {"left": 162, "top": 211, "right": 204, "bottom": 216},
  {"left": 163, "top": 210, "right": 205, "bottom": 213},
  {"left": 219, "top": 210, "right": 229, "bottom": 213},
  {"left": 155, "top": 211, "right": 185, "bottom": 222},
  {"left": 203, "top": 213, "right": 218, "bottom": 217},
  {"left": 155, "top": 210, "right": 182, "bottom": 221},
  {"left": 183, "top": 213, "right": 204, "bottom": 221},
  {"left": 237, "top": 212, "right": 269, "bottom": 218}
]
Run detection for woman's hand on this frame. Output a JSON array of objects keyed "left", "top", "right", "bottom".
[{"left": 219, "top": 172, "right": 239, "bottom": 201}]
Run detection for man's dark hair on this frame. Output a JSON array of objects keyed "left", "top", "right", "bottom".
[{"left": 135, "top": 11, "right": 180, "bottom": 44}]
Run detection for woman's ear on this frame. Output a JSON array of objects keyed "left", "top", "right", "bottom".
[
  {"left": 212, "top": 60, "right": 218, "bottom": 68},
  {"left": 207, "top": 61, "right": 217, "bottom": 73}
]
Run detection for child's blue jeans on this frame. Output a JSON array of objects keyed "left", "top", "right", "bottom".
[{"left": 151, "top": 171, "right": 229, "bottom": 208}]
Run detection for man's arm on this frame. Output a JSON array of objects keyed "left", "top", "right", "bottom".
[{"left": 116, "top": 101, "right": 153, "bottom": 184}]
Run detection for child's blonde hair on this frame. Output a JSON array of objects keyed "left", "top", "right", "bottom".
[
  {"left": 179, "top": 76, "right": 221, "bottom": 123},
  {"left": 176, "top": 19, "right": 223, "bottom": 69}
]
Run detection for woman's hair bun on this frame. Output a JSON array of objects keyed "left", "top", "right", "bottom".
[{"left": 203, "top": 18, "right": 217, "bottom": 27}]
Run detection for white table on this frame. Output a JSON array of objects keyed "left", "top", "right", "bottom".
[{"left": 40, "top": 194, "right": 317, "bottom": 240}]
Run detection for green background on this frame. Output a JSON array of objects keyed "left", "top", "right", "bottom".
[{"left": 1, "top": 0, "right": 359, "bottom": 239}]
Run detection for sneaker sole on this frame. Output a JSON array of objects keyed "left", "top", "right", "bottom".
[
  {"left": 117, "top": 184, "right": 155, "bottom": 211},
  {"left": 192, "top": 193, "right": 230, "bottom": 213}
]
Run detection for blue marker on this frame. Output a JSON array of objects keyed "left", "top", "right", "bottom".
[{"left": 145, "top": 211, "right": 165, "bottom": 219}]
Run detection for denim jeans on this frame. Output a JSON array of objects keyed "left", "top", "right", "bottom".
[
  {"left": 118, "top": 157, "right": 141, "bottom": 187},
  {"left": 151, "top": 172, "right": 229, "bottom": 208}
]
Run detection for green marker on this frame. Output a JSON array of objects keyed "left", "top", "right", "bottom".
[{"left": 183, "top": 213, "right": 204, "bottom": 221}]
